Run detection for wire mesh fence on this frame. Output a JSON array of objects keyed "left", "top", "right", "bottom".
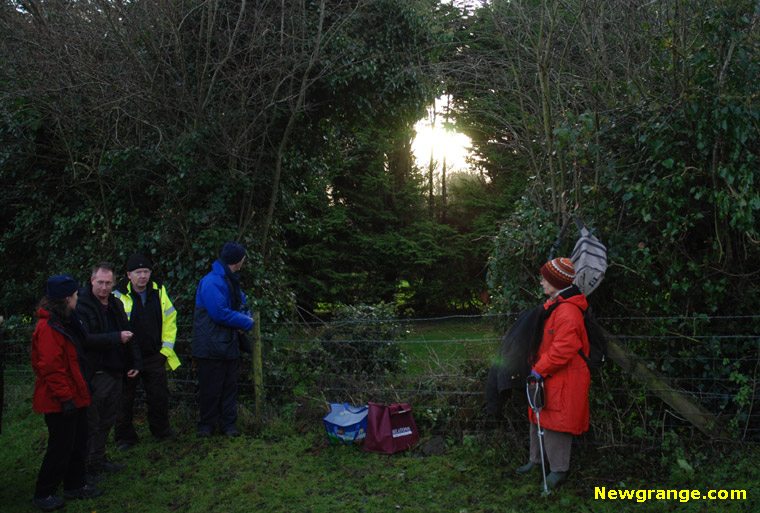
[{"left": 2, "top": 312, "right": 759, "bottom": 448}]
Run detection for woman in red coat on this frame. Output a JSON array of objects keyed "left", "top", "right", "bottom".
[
  {"left": 32, "top": 274, "right": 102, "bottom": 512},
  {"left": 515, "top": 258, "right": 590, "bottom": 490}
]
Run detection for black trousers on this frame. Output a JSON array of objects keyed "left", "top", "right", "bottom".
[
  {"left": 35, "top": 407, "right": 88, "bottom": 498},
  {"left": 115, "top": 352, "right": 171, "bottom": 442},
  {"left": 87, "top": 370, "right": 122, "bottom": 467},
  {"left": 196, "top": 358, "right": 239, "bottom": 434}
]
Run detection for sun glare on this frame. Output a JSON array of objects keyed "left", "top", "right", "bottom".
[{"left": 412, "top": 98, "right": 473, "bottom": 174}]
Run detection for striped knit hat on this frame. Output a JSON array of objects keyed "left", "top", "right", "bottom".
[{"left": 540, "top": 257, "right": 575, "bottom": 290}]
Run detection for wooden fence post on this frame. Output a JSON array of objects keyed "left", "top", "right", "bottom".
[
  {"left": 253, "top": 311, "right": 262, "bottom": 420},
  {"left": 605, "top": 331, "right": 727, "bottom": 439}
]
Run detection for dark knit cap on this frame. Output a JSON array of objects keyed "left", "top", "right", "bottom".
[
  {"left": 220, "top": 242, "right": 246, "bottom": 265},
  {"left": 46, "top": 274, "right": 79, "bottom": 299},
  {"left": 540, "top": 257, "right": 575, "bottom": 290},
  {"left": 127, "top": 253, "right": 153, "bottom": 272}
]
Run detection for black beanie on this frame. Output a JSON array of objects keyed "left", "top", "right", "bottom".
[
  {"left": 127, "top": 254, "right": 153, "bottom": 272},
  {"left": 46, "top": 274, "right": 79, "bottom": 299},
  {"left": 220, "top": 242, "right": 246, "bottom": 265}
]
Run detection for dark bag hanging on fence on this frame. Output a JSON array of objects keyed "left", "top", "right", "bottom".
[
  {"left": 364, "top": 402, "right": 419, "bottom": 454},
  {"left": 485, "top": 305, "right": 544, "bottom": 417}
]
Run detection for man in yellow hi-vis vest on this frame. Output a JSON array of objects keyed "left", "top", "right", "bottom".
[{"left": 113, "top": 254, "right": 180, "bottom": 450}]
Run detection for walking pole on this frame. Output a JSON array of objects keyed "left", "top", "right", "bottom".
[{"left": 526, "top": 376, "right": 550, "bottom": 496}]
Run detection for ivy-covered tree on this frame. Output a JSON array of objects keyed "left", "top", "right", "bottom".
[
  {"left": 282, "top": 0, "right": 466, "bottom": 313},
  {"left": 456, "top": 0, "right": 759, "bottom": 317},
  {"left": 0, "top": 0, "right": 452, "bottom": 317},
  {"left": 476, "top": 0, "right": 760, "bottom": 440}
]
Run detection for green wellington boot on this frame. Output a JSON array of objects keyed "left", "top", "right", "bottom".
[
  {"left": 546, "top": 471, "right": 567, "bottom": 490},
  {"left": 515, "top": 461, "right": 539, "bottom": 475}
]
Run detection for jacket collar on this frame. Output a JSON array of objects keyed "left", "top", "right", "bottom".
[
  {"left": 544, "top": 285, "right": 588, "bottom": 311},
  {"left": 116, "top": 278, "right": 159, "bottom": 295},
  {"left": 37, "top": 307, "right": 85, "bottom": 340},
  {"left": 212, "top": 260, "right": 228, "bottom": 276}
]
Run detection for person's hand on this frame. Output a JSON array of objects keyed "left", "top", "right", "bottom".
[
  {"left": 530, "top": 369, "right": 543, "bottom": 382},
  {"left": 62, "top": 399, "right": 77, "bottom": 416},
  {"left": 127, "top": 369, "right": 139, "bottom": 378},
  {"left": 120, "top": 331, "right": 133, "bottom": 344}
]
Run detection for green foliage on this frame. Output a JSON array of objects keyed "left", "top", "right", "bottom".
[
  {"left": 602, "top": 5, "right": 759, "bottom": 317},
  {"left": 481, "top": 0, "right": 760, "bottom": 442},
  {"left": 486, "top": 1, "right": 760, "bottom": 317},
  {"left": 317, "top": 301, "right": 406, "bottom": 376},
  {"left": 0, "top": 0, "right": 457, "bottom": 320},
  {"left": 281, "top": 1, "right": 477, "bottom": 314},
  {"left": 0, "top": 0, "right": 510, "bottom": 320},
  {"left": 261, "top": 301, "right": 407, "bottom": 409},
  {"left": 320, "top": 0, "right": 447, "bottom": 124},
  {"left": 486, "top": 205, "right": 557, "bottom": 320}
]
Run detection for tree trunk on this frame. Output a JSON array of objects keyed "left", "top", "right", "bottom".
[{"left": 260, "top": 0, "right": 327, "bottom": 259}]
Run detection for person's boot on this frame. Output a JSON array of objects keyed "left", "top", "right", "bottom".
[
  {"left": 63, "top": 484, "right": 104, "bottom": 500},
  {"left": 32, "top": 494, "right": 64, "bottom": 512},
  {"left": 515, "top": 461, "right": 539, "bottom": 475},
  {"left": 98, "top": 459, "right": 127, "bottom": 472},
  {"left": 85, "top": 470, "right": 105, "bottom": 485},
  {"left": 115, "top": 438, "right": 137, "bottom": 451},
  {"left": 546, "top": 471, "right": 567, "bottom": 490}
]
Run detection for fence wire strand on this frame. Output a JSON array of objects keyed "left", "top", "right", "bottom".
[{"left": 2, "top": 313, "right": 759, "bottom": 446}]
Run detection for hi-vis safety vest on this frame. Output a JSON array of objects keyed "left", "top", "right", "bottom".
[{"left": 114, "top": 281, "right": 181, "bottom": 371}]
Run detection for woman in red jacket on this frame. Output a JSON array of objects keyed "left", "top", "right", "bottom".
[
  {"left": 32, "top": 274, "right": 103, "bottom": 512},
  {"left": 515, "top": 258, "right": 590, "bottom": 490}
]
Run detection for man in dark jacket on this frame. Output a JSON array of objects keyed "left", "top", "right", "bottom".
[
  {"left": 76, "top": 262, "right": 141, "bottom": 480},
  {"left": 113, "top": 254, "right": 179, "bottom": 449},
  {"left": 192, "top": 242, "right": 254, "bottom": 438}
]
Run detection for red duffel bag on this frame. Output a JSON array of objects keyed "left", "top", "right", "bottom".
[{"left": 364, "top": 402, "right": 419, "bottom": 454}]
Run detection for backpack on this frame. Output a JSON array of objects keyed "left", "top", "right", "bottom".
[
  {"left": 577, "top": 306, "right": 607, "bottom": 371},
  {"left": 570, "top": 224, "right": 607, "bottom": 297},
  {"left": 548, "top": 215, "right": 607, "bottom": 297},
  {"left": 545, "top": 301, "right": 607, "bottom": 372}
]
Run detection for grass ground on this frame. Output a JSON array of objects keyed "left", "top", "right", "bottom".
[
  {"left": 400, "top": 319, "right": 499, "bottom": 375},
  {"left": 1, "top": 395, "right": 758, "bottom": 513},
  {"left": 2, "top": 320, "right": 758, "bottom": 512}
]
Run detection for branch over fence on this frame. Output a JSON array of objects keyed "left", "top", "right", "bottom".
[{"left": 605, "top": 332, "right": 727, "bottom": 438}]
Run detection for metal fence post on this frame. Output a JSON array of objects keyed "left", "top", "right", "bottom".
[{"left": 253, "top": 311, "right": 262, "bottom": 420}]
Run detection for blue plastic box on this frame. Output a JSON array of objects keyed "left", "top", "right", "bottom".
[{"left": 323, "top": 403, "right": 368, "bottom": 445}]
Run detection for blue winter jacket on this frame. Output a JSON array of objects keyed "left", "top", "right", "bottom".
[{"left": 192, "top": 260, "right": 254, "bottom": 359}]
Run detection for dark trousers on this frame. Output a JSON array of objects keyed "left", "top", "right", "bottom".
[
  {"left": 115, "top": 352, "right": 171, "bottom": 442},
  {"left": 197, "top": 358, "right": 239, "bottom": 433},
  {"left": 87, "top": 370, "right": 122, "bottom": 467},
  {"left": 529, "top": 423, "right": 573, "bottom": 472},
  {"left": 35, "top": 408, "right": 88, "bottom": 498}
]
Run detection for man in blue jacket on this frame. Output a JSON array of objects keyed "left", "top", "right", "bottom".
[{"left": 192, "top": 242, "right": 254, "bottom": 438}]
